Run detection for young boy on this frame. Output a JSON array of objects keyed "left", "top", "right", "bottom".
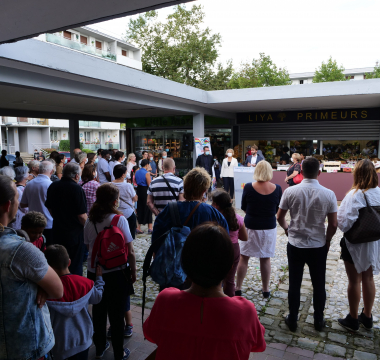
[
  {"left": 45, "top": 245, "right": 105, "bottom": 360},
  {"left": 20, "top": 211, "right": 47, "bottom": 252}
]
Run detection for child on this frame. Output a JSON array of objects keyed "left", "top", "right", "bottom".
[
  {"left": 211, "top": 189, "right": 248, "bottom": 297},
  {"left": 45, "top": 245, "right": 105, "bottom": 360},
  {"left": 20, "top": 211, "right": 47, "bottom": 252}
]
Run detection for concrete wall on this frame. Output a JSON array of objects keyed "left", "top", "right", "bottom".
[
  {"left": 18, "top": 128, "right": 28, "bottom": 152},
  {"left": 116, "top": 54, "right": 142, "bottom": 70}
]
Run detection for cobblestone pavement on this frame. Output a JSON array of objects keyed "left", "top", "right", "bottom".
[{"left": 130, "top": 207, "right": 380, "bottom": 359}]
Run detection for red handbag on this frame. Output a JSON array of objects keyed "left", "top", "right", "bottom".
[{"left": 293, "top": 163, "right": 303, "bottom": 184}]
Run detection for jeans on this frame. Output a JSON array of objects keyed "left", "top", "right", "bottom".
[
  {"left": 223, "top": 242, "right": 240, "bottom": 296},
  {"left": 287, "top": 242, "right": 328, "bottom": 322},
  {"left": 88, "top": 270, "right": 129, "bottom": 360},
  {"left": 223, "top": 177, "right": 235, "bottom": 199}
]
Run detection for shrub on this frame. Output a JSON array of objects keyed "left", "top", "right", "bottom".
[
  {"left": 59, "top": 140, "right": 83, "bottom": 151},
  {"left": 42, "top": 148, "right": 56, "bottom": 154},
  {"left": 82, "top": 149, "right": 94, "bottom": 154}
]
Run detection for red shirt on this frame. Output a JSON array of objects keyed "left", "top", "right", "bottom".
[{"left": 143, "top": 288, "right": 266, "bottom": 360}]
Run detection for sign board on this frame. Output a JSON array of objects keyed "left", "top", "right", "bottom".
[
  {"left": 323, "top": 161, "right": 341, "bottom": 172},
  {"left": 277, "top": 165, "right": 290, "bottom": 171},
  {"left": 233, "top": 167, "right": 255, "bottom": 209},
  {"left": 194, "top": 137, "right": 212, "bottom": 158},
  {"left": 237, "top": 108, "right": 379, "bottom": 124}
]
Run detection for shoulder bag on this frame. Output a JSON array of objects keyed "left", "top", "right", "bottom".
[
  {"left": 293, "top": 163, "right": 303, "bottom": 184},
  {"left": 345, "top": 191, "right": 380, "bottom": 244},
  {"left": 162, "top": 175, "right": 179, "bottom": 200}
]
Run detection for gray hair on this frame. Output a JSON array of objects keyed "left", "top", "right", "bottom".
[
  {"left": 163, "top": 158, "right": 175, "bottom": 171},
  {"left": 75, "top": 151, "right": 87, "bottom": 164},
  {"left": 39, "top": 161, "right": 54, "bottom": 174},
  {"left": 62, "top": 162, "right": 81, "bottom": 179},
  {"left": 28, "top": 160, "right": 40, "bottom": 170},
  {"left": 15, "top": 166, "right": 29, "bottom": 182},
  {"left": 0, "top": 166, "right": 15, "bottom": 180},
  {"left": 46, "top": 158, "right": 56, "bottom": 171}
]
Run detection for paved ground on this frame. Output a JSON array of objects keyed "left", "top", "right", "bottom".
[{"left": 88, "top": 207, "right": 380, "bottom": 359}]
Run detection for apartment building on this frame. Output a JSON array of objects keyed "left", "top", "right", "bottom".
[
  {"left": 290, "top": 66, "right": 377, "bottom": 85},
  {"left": 0, "top": 27, "right": 141, "bottom": 154}
]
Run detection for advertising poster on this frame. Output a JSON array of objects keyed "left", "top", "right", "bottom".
[
  {"left": 233, "top": 167, "right": 256, "bottom": 209},
  {"left": 194, "top": 137, "right": 212, "bottom": 157}
]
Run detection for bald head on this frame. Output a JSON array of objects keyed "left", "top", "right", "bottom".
[
  {"left": 163, "top": 158, "right": 175, "bottom": 172},
  {"left": 73, "top": 148, "right": 81, "bottom": 155}
]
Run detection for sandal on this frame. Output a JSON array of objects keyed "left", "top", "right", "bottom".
[
  {"left": 262, "top": 290, "right": 271, "bottom": 299},
  {"left": 136, "top": 229, "right": 144, "bottom": 234}
]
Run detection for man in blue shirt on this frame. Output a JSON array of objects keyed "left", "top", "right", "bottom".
[{"left": 148, "top": 152, "right": 157, "bottom": 179}]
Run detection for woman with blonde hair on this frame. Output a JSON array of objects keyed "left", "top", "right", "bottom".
[
  {"left": 126, "top": 153, "right": 137, "bottom": 180},
  {"left": 220, "top": 148, "right": 238, "bottom": 199},
  {"left": 236, "top": 160, "right": 282, "bottom": 298},
  {"left": 337, "top": 159, "right": 380, "bottom": 331},
  {"left": 285, "top": 153, "right": 301, "bottom": 186}
]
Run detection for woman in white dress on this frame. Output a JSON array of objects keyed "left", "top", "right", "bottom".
[
  {"left": 337, "top": 159, "right": 380, "bottom": 332},
  {"left": 220, "top": 148, "right": 238, "bottom": 199},
  {"left": 235, "top": 161, "right": 282, "bottom": 298}
]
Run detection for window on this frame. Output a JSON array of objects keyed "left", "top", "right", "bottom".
[
  {"left": 345, "top": 76, "right": 354, "bottom": 80},
  {"left": 364, "top": 74, "right": 367, "bottom": 79},
  {"left": 80, "top": 35, "right": 88, "bottom": 45},
  {"left": 18, "top": 117, "right": 28, "bottom": 122},
  {"left": 84, "top": 132, "right": 91, "bottom": 142},
  {"left": 63, "top": 31, "right": 72, "bottom": 40},
  {"left": 50, "top": 130, "right": 57, "bottom": 141},
  {"left": 300, "top": 80, "right": 304, "bottom": 84},
  {"left": 121, "top": 49, "right": 127, "bottom": 57},
  {"left": 95, "top": 41, "right": 102, "bottom": 50}
]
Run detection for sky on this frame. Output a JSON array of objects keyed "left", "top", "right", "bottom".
[{"left": 87, "top": 0, "right": 380, "bottom": 74}]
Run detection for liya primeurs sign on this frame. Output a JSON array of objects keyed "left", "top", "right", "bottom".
[{"left": 236, "top": 108, "right": 380, "bottom": 124}]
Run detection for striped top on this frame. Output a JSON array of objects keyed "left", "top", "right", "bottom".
[{"left": 147, "top": 173, "right": 184, "bottom": 211}]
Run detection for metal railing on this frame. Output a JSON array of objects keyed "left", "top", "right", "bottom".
[
  {"left": 79, "top": 121, "right": 101, "bottom": 128},
  {"left": 46, "top": 33, "right": 116, "bottom": 62},
  {"left": 82, "top": 143, "right": 120, "bottom": 151}
]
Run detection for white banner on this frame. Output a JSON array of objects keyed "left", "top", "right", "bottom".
[{"left": 194, "top": 137, "right": 212, "bottom": 158}]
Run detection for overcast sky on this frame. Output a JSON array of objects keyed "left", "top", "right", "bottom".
[{"left": 88, "top": 0, "right": 380, "bottom": 74}]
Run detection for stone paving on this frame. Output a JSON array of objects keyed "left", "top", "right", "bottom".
[{"left": 129, "top": 207, "right": 380, "bottom": 359}]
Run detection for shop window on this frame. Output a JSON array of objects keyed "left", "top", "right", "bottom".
[
  {"left": 322, "top": 140, "right": 379, "bottom": 160},
  {"left": 84, "top": 131, "right": 91, "bottom": 142},
  {"left": 95, "top": 41, "right": 102, "bottom": 50},
  {"left": 80, "top": 35, "right": 88, "bottom": 45},
  {"left": 121, "top": 49, "right": 127, "bottom": 57},
  {"left": 63, "top": 31, "right": 72, "bottom": 40}
]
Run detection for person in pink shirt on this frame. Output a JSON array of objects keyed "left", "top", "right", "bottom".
[
  {"left": 211, "top": 189, "right": 248, "bottom": 297},
  {"left": 143, "top": 223, "right": 266, "bottom": 360}
]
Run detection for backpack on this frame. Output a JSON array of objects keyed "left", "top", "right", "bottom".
[
  {"left": 32, "top": 235, "right": 46, "bottom": 252},
  {"left": 141, "top": 201, "right": 201, "bottom": 326},
  {"left": 91, "top": 215, "right": 129, "bottom": 270}
]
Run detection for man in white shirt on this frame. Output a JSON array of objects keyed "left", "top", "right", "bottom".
[
  {"left": 69, "top": 148, "right": 82, "bottom": 164},
  {"left": 98, "top": 150, "right": 111, "bottom": 184},
  {"left": 277, "top": 157, "right": 338, "bottom": 333},
  {"left": 244, "top": 144, "right": 264, "bottom": 167},
  {"left": 20, "top": 161, "right": 55, "bottom": 245},
  {"left": 138, "top": 151, "right": 149, "bottom": 168},
  {"left": 109, "top": 151, "right": 125, "bottom": 181}
]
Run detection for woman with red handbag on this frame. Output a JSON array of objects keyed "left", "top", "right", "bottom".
[{"left": 285, "top": 153, "right": 303, "bottom": 186}]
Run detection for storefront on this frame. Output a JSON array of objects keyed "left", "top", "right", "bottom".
[
  {"left": 237, "top": 108, "right": 380, "bottom": 164},
  {"left": 126, "top": 115, "right": 233, "bottom": 177}
]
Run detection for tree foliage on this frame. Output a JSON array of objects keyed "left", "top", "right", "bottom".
[
  {"left": 365, "top": 66, "right": 380, "bottom": 79},
  {"left": 228, "top": 53, "right": 291, "bottom": 89},
  {"left": 125, "top": 5, "right": 232, "bottom": 90},
  {"left": 312, "top": 57, "right": 347, "bottom": 83}
]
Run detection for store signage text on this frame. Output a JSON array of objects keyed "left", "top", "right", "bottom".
[{"left": 236, "top": 108, "right": 380, "bottom": 124}]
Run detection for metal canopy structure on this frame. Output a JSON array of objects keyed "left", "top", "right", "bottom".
[{"left": 0, "top": 0, "right": 192, "bottom": 45}]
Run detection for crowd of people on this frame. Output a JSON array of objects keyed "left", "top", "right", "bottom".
[{"left": 0, "top": 143, "right": 378, "bottom": 360}]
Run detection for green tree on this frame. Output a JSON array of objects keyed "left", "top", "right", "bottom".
[
  {"left": 312, "top": 57, "right": 347, "bottom": 83},
  {"left": 125, "top": 5, "right": 232, "bottom": 90},
  {"left": 365, "top": 66, "right": 380, "bottom": 79},
  {"left": 228, "top": 53, "right": 291, "bottom": 89}
]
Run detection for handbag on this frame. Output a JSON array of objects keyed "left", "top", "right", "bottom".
[
  {"left": 345, "top": 191, "right": 380, "bottom": 244},
  {"left": 293, "top": 163, "right": 303, "bottom": 184}
]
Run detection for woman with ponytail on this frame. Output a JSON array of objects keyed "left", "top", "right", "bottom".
[{"left": 211, "top": 189, "right": 248, "bottom": 297}]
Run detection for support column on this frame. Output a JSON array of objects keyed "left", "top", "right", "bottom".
[
  {"left": 320, "top": 140, "right": 323, "bottom": 156},
  {"left": 193, "top": 113, "right": 205, "bottom": 167},
  {"left": 69, "top": 119, "right": 80, "bottom": 159}
]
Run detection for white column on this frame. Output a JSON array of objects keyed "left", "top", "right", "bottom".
[
  {"left": 320, "top": 140, "right": 323, "bottom": 156},
  {"left": 193, "top": 113, "right": 205, "bottom": 167}
]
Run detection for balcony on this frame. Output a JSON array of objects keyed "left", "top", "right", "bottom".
[
  {"left": 46, "top": 33, "right": 116, "bottom": 62},
  {"left": 1, "top": 118, "right": 49, "bottom": 125},
  {"left": 79, "top": 121, "right": 101, "bottom": 128},
  {"left": 82, "top": 142, "right": 119, "bottom": 151}
]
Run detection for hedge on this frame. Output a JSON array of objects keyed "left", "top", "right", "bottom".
[{"left": 59, "top": 141, "right": 83, "bottom": 152}]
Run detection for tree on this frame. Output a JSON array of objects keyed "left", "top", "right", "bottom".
[
  {"left": 125, "top": 5, "right": 232, "bottom": 90},
  {"left": 365, "top": 66, "right": 380, "bottom": 79},
  {"left": 228, "top": 53, "right": 291, "bottom": 89},
  {"left": 313, "top": 57, "right": 347, "bottom": 83}
]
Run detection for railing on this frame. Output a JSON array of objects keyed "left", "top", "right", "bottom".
[
  {"left": 79, "top": 121, "right": 101, "bottom": 128},
  {"left": 28, "top": 118, "right": 49, "bottom": 125},
  {"left": 1, "top": 144, "right": 16, "bottom": 153},
  {"left": 46, "top": 33, "right": 116, "bottom": 62},
  {"left": 82, "top": 143, "right": 120, "bottom": 151},
  {"left": 32, "top": 143, "right": 52, "bottom": 157},
  {"left": 1, "top": 118, "right": 49, "bottom": 125}
]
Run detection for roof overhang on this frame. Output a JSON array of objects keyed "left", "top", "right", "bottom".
[{"left": 0, "top": 0, "right": 193, "bottom": 45}]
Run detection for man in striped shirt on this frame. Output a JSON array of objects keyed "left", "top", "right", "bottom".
[{"left": 147, "top": 158, "right": 185, "bottom": 216}]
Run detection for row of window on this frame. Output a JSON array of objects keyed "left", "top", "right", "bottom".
[
  {"left": 62, "top": 31, "right": 129, "bottom": 57},
  {"left": 298, "top": 75, "right": 365, "bottom": 84}
]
